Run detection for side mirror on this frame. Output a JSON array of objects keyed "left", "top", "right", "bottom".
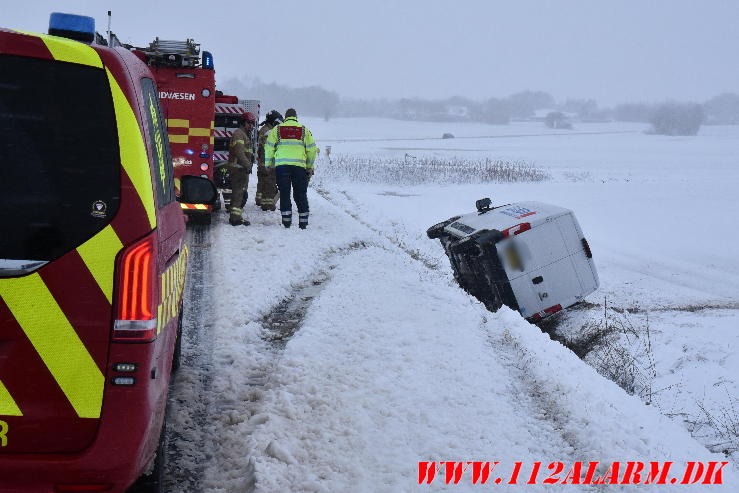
[{"left": 179, "top": 175, "right": 218, "bottom": 205}]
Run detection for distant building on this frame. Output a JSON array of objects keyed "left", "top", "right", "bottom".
[{"left": 445, "top": 105, "right": 470, "bottom": 119}]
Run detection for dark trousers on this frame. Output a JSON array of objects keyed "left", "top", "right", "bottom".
[{"left": 276, "top": 165, "right": 309, "bottom": 211}]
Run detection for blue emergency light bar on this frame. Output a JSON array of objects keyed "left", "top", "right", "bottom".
[
  {"left": 202, "top": 51, "right": 214, "bottom": 70},
  {"left": 48, "top": 12, "right": 95, "bottom": 43}
]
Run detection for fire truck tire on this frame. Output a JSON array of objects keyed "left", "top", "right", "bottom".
[
  {"left": 189, "top": 213, "right": 211, "bottom": 226},
  {"left": 213, "top": 191, "right": 222, "bottom": 211}
]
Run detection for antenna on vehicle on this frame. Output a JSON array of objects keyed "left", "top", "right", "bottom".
[{"left": 107, "top": 10, "right": 112, "bottom": 46}]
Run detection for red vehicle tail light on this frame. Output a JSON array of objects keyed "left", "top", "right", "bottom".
[
  {"left": 501, "top": 222, "right": 531, "bottom": 238},
  {"left": 114, "top": 232, "right": 159, "bottom": 342},
  {"left": 528, "top": 304, "right": 563, "bottom": 323}
]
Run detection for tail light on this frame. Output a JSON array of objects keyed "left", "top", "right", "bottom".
[
  {"left": 528, "top": 304, "right": 563, "bottom": 323},
  {"left": 581, "top": 238, "right": 593, "bottom": 258},
  {"left": 113, "top": 232, "right": 159, "bottom": 342},
  {"left": 501, "top": 222, "right": 531, "bottom": 238}
]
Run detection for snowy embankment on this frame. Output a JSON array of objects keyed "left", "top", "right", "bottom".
[
  {"left": 176, "top": 181, "right": 735, "bottom": 491},
  {"left": 306, "top": 118, "right": 739, "bottom": 465}
]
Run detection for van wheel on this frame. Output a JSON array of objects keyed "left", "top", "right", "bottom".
[
  {"left": 426, "top": 216, "right": 459, "bottom": 239},
  {"left": 126, "top": 423, "right": 167, "bottom": 493},
  {"left": 171, "top": 308, "right": 183, "bottom": 373}
]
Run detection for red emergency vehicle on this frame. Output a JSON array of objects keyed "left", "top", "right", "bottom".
[
  {"left": 0, "top": 13, "right": 216, "bottom": 492},
  {"left": 131, "top": 38, "right": 259, "bottom": 221}
]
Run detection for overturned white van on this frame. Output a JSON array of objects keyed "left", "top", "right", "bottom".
[{"left": 427, "top": 198, "right": 599, "bottom": 322}]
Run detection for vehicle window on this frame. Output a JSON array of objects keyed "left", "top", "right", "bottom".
[
  {"left": 0, "top": 54, "right": 120, "bottom": 272},
  {"left": 141, "top": 78, "right": 175, "bottom": 206}
]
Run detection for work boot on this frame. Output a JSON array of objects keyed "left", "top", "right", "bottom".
[
  {"left": 298, "top": 212, "right": 309, "bottom": 230},
  {"left": 281, "top": 210, "right": 292, "bottom": 228},
  {"left": 229, "top": 217, "right": 250, "bottom": 226}
]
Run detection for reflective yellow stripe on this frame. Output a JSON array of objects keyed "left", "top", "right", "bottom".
[
  {"left": 40, "top": 34, "right": 103, "bottom": 68},
  {"left": 76, "top": 225, "right": 123, "bottom": 304},
  {"left": 106, "top": 69, "right": 156, "bottom": 229},
  {"left": 167, "top": 119, "right": 189, "bottom": 128},
  {"left": 169, "top": 134, "right": 189, "bottom": 144},
  {"left": 156, "top": 246, "right": 188, "bottom": 333},
  {"left": 0, "top": 380, "right": 22, "bottom": 417},
  {"left": 189, "top": 127, "right": 211, "bottom": 137},
  {"left": 0, "top": 275, "right": 104, "bottom": 419}
]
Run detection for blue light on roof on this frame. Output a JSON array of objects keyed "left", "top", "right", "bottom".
[
  {"left": 202, "top": 51, "right": 214, "bottom": 70},
  {"left": 48, "top": 12, "right": 95, "bottom": 43}
]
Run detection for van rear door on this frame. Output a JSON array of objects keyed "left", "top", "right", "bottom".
[
  {"left": 0, "top": 42, "right": 120, "bottom": 453},
  {"left": 506, "top": 212, "right": 598, "bottom": 317}
]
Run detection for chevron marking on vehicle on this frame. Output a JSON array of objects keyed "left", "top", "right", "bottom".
[
  {"left": 0, "top": 380, "right": 22, "bottom": 417},
  {"left": 0, "top": 275, "right": 104, "bottom": 419},
  {"left": 76, "top": 225, "right": 124, "bottom": 304},
  {"left": 106, "top": 68, "right": 157, "bottom": 229}
]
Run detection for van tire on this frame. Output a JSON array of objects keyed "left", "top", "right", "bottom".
[
  {"left": 126, "top": 422, "right": 167, "bottom": 493},
  {"left": 426, "top": 216, "right": 460, "bottom": 239},
  {"left": 171, "top": 308, "right": 183, "bottom": 373}
]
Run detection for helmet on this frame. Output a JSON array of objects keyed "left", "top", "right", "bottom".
[
  {"left": 266, "top": 110, "right": 283, "bottom": 125},
  {"left": 242, "top": 112, "right": 256, "bottom": 126}
]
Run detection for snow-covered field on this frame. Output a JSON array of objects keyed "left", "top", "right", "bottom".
[{"left": 169, "top": 119, "right": 739, "bottom": 492}]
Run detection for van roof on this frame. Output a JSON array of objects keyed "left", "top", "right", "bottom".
[{"left": 444, "top": 200, "right": 571, "bottom": 238}]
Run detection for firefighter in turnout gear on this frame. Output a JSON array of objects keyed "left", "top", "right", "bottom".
[
  {"left": 264, "top": 108, "right": 317, "bottom": 229},
  {"left": 255, "top": 110, "right": 283, "bottom": 210},
  {"left": 227, "top": 112, "right": 256, "bottom": 226}
]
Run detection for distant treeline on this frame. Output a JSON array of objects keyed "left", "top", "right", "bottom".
[{"left": 220, "top": 77, "right": 739, "bottom": 134}]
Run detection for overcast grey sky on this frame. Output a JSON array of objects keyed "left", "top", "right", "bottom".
[{"left": 3, "top": 0, "right": 738, "bottom": 105}]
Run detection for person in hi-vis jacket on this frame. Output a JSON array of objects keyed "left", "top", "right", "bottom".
[{"left": 264, "top": 108, "right": 317, "bottom": 229}]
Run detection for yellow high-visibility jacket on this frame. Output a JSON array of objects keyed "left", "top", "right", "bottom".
[{"left": 264, "top": 116, "right": 317, "bottom": 170}]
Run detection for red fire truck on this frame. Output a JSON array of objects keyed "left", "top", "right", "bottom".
[{"left": 127, "top": 37, "right": 259, "bottom": 221}]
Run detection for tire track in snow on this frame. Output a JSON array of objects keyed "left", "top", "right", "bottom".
[
  {"left": 315, "top": 187, "right": 443, "bottom": 271},
  {"left": 203, "top": 241, "right": 369, "bottom": 493}
]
